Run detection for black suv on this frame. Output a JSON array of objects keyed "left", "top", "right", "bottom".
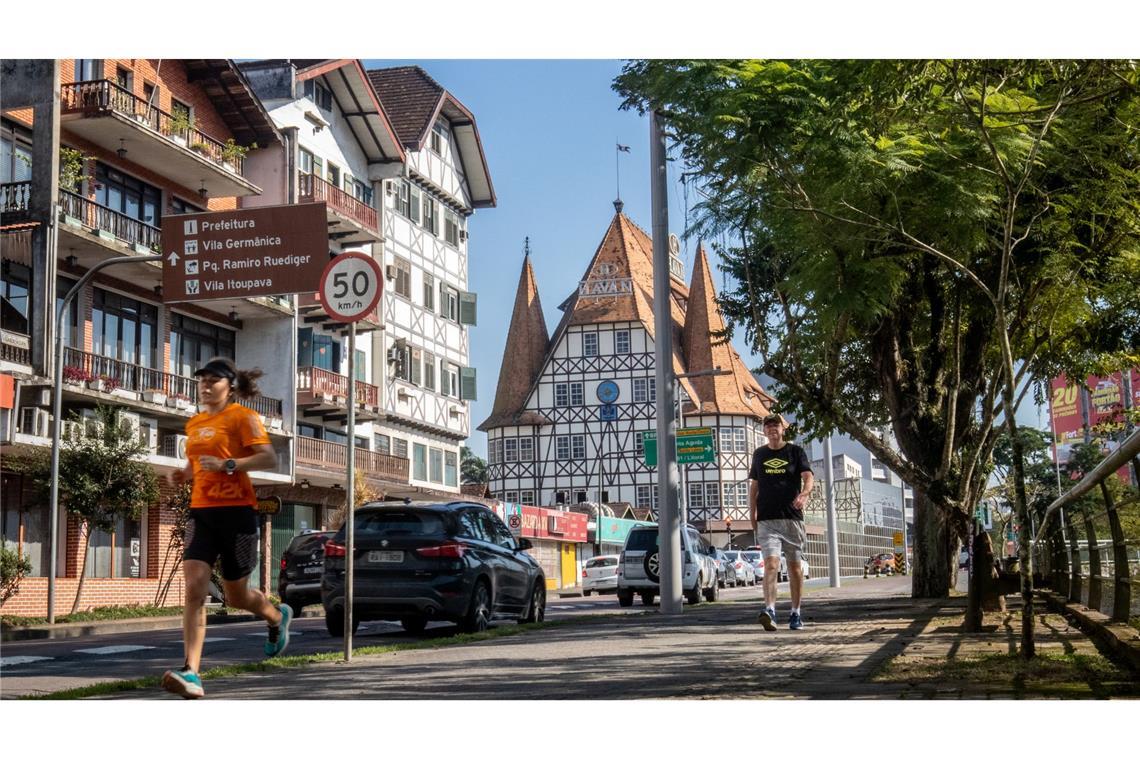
[
  {"left": 321, "top": 501, "right": 546, "bottom": 636},
  {"left": 277, "top": 530, "right": 335, "bottom": 613}
]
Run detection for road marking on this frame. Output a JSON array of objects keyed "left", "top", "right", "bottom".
[
  {"left": 74, "top": 645, "right": 155, "bottom": 655},
  {"left": 549, "top": 605, "right": 576, "bottom": 610},
  {"left": 246, "top": 630, "right": 304, "bottom": 637},
  {"left": 1, "top": 655, "right": 55, "bottom": 667}
]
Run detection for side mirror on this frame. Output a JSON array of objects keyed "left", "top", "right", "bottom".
[{"left": 517, "top": 537, "right": 533, "bottom": 551}]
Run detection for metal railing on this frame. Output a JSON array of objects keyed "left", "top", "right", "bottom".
[
  {"left": 1, "top": 329, "right": 31, "bottom": 365},
  {"left": 296, "top": 365, "right": 379, "bottom": 408},
  {"left": 296, "top": 435, "right": 410, "bottom": 482},
  {"left": 298, "top": 172, "right": 378, "bottom": 232},
  {"left": 1033, "top": 428, "right": 1140, "bottom": 622},
  {"left": 63, "top": 348, "right": 283, "bottom": 418},
  {"left": 1, "top": 181, "right": 31, "bottom": 215},
  {"left": 60, "top": 80, "right": 244, "bottom": 174},
  {"left": 60, "top": 190, "right": 161, "bottom": 251}
]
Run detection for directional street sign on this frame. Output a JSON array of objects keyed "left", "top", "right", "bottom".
[
  {"left": 642, "top": 427, "right": 716, "bottom": 467},
  {"left": 161, "top": 202, "right": 329, "bottom": 303}
]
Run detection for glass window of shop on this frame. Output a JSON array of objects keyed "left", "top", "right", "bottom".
[
  {"left": 170, "top": 313, "right": 234, "bottom": 377},
  {"left": 83, "top": 513, "right": 143, "bottom": 579},
  {"left": 93, "top": 288, "right": 158, "bottom": 367},
  {"left": 1, "top": 474, "right": 50, "bottom": 576}
]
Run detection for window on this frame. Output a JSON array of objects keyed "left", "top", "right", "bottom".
[
  {"left": 555, "top": 383, "right": 569, "bottom": 407},
  {"left": 347, "top": 177, "right": 372, "bottom": 205},
  {"left": 393, "top": 438, "right": 408, "bottom": 458},
  {"left": 299, "top": 148, "right": 323, "bottom": 180},
  {"left": 430, "top": 122, "right": 447, "bottom": 154},
  {"left": 583, "top": 332, "right": 598, "bottom": 357},
  {"left": 445, "top": 451, "right": 458, "bottom": 487},
  {"left": 487, "top": 438, "right": 498, "bottom": 465},
  {"left": 633, "top": 378, "right": 647, "bottom": 403},
  {"left": 570, "top": 382, "right": 584, "bottom": 406},
  {"left": 115, "top": 67, "right": 133, "bottom": 93},
  {"left": 374, "top": 434, "right": 391, "bottom": 455},
  {"left": 504, "top": 438, "right": 518, "bottom": 463},
  {"left": 723, "top": 483, "right": 736, "bottom": 509},
  {"left": 636, "top": 485, "right": 655, "bottom": 511},
  {"left": 1, "top": 260, "right": 31, "bottom": 331},
  {"left": 519, "top": 491, "right": 536, "bottom": 506},
  {"left": 303, "top": 78, "right": 333, "bottom": 111},
  {"left": 737, "top": 481, "right": 749, "bottom": 507},
  {"left": 688, "top": 483, "right": 705, "bottom": 510},
  {"left": 575, "top": 491, "right": 588, "bottom": 505},
  {"left": 413, "top": 444, "right": 427, "bottom": 481},
  {"left": 2, "top": 480, "right": 49, "bottom": 576},
  {"left": 705, "top": 482, "right": 720, "bottom": 510},
  {"left": 571, "top": 434, "right": 586, "bottom": 460},
  {"left": 493, "top": 438, "right": 504, "bottom": 465},
  {"left": 423, "top": 351, "right": 436, "bottom": 392},
  {"left": 393, "top": 256, "right": 411, "bottom": 299},
  {"left": 297, "top": 327, "right": 340, "bottom": 372},
  {"left": 170, "top": 196, "right": 205, "bottom": 215},
  {"left": 734, "top": 427, "right": 747, "bottom": 453},
  {"left": 444, "top": 209, "right": 460, "bottom": 246},
  {"left": 95, "top": 163, "right": 161, "bottom": 228},
  {"left": 429, "top": 448, "right": 444, "bottom": 483},
  {"left": 423, "top": 273, "right": 435, "bottom": 311},
  {"left": 635, "top": 433, "right": 644, "bottom": 458},
  {"left": 408, "top": 182, "right": 422, "bottom": 224},
  {"left": 92, "top": 289, "right": 158, "bottom": 368},
  {"left": 391, "top": 340, "right": 410, "bottom": 381},
  {"left": 615, "top": 330, "right": 631, "bottom": 354},
  {"left": 457, "top": 509, "right": 488, "bottom": 541},
  {"left": 84, "top": 513, "right": 141, "bottom": 579},
  {"left": 719, "top": 427, "right": 732, "bottom": 457},
  {"left": 504, "top": 491, "right": 518, "bottom": 504},
  {"left": 648, "top": 378, "right": 656, "bottom": 402},
  {"left": 423, "top": 195, "right": 438, "bottom": 235},
  {"left": 327, "top": 162, "right": 341, "bottom": 188},
  {"left": 74, "top": 59, "right": 102, "bottom": 81},
  {"left": 410, "top": 347, "right": 422, "bottom": 386},
  {"left": 440, "top": 361, "right": 459, "bottom": 399},
  {"left": 440, "top": 283, "right": 459, "bottom": 321},
  {"left": 556, "top": 435, "right": 570, "bottom": 460},
  {"left": 1, "top": 133, "right": 33, "bottom": 184},
  {"left": 519, "top": 437, "right": 534, "bottom": 462}
]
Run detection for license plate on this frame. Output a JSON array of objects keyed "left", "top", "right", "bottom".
[
  {"left": 368, "top": 550, "right": 403, "bottom": 563},
  {"left": 303, "top": 566, "right": 322, "bottom": 575}
]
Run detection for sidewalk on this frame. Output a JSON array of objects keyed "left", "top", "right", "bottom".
[
  {"left": 1, "top": 608, "right": 324, "bottom": 642},
  {"left": 93, "top": 577, "right": 1139, "bottom": 700}
]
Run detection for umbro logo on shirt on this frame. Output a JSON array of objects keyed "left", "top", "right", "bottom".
[{"left": 764, "top": 457, "right": 789, "bottom": 474}]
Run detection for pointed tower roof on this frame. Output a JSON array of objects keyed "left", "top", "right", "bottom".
[
  {"left": 478, "top": 251, "right": 553, "bottom": 431},
  {"left": 682, "top": 244, "right": 774, "bottom": 419}
]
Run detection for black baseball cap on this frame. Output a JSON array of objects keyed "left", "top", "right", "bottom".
[
  {"left": 762, "top": 413, "right": 785, "bottom": 427},
  {"left": 193, "top": 358, "right": 237, "bottom": 381}
]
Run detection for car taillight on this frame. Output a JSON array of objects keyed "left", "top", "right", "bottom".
[
  {"left": 280, "top": 557, "right": 288, "bottom": 570},
  {"left": 583, "top": 569, "right": 588, "bottom": 578},
  {"left": 416, "top": 541, "right": 466, "bottom": 559},
  {"left": 324, "top": 541, "right": 346, "bottom": 558}
]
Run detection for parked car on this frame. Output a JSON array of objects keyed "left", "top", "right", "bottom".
[
  {"left": 788, "top": 555, "right": 811, "bottom": 581},
  {"left": 865, "top": 552, "right": 897, "bottom": 575},
  {"left": 321, "top": 501, "right": 545, "bottom": 636},
  {"left": 723, "top": 550, "right": 756, "bottom": 586},
  {"left": 582, "top": 554, "right": 620, "bottom": 595},
  {"left": 616, "top": 524, "right": 719, "bottom": 606},
  {"left": 277, "top": 530, "right": 335, "bottom": 613},
  {"left": 711, "top": 549, "right": 731, "bottom": 587},
  {"left": 742, "top": 549, "right": 766, "bottom": 580}
]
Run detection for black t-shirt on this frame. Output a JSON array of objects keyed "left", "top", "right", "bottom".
[{"left": 748, "top": 443, "right": 813, "bottom": 521}]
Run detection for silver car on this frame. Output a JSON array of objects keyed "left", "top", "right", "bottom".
[
  {"left": 723, "top": 550, "right": 757, "bottom": 585},
  {"left": 582, "top": 554, "right": 619, "bottom": 595}
]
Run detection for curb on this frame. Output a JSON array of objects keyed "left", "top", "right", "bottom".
[
  {"left": 1, "top": 608, "right": 324, "bottom": 642},
  {"left": 1038, "top": 590, "right": 1140, "bottom": 673}
]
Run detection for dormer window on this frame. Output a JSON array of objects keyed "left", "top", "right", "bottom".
[
  {"left": 303, "top": 79, "right": 333, "bottom": 112},
  {"left": 430, "top": 122, "right": 447, "bottom": 154}
]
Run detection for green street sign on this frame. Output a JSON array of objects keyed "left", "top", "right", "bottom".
[{"left": 642, "top": 427, "right": 716, "bottom": 466}]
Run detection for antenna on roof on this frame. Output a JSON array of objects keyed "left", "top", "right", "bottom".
[
  {"left": 615, "top": 140, "right": 631, "bottom": 213},
  {"left": 523, "top": 236, "right": 531, "bottom": 258}
]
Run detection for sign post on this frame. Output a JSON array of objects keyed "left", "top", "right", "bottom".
[{"left": 319, "top": 252, "right": 384, "bottom": 662}]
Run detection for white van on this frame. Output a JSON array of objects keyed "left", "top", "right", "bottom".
[{"left": 616, "top": 524, "right": 719, "bottom": 606}]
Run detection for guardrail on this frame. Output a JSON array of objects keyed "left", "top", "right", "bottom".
[
  {"left": 60, "top": 190, "right": 161, "bottom": 251},
  {"left": 1, "top": 181, "right": 31, "bottom": 215},
  {"left": 1033, "top": 428, "right": 1140, "bottom": 622},
  {"left": 298, "top": 172, "right": 378, "bottom": 232},
  {"left": 297, "top": 365, "right": 379, "bottom": 408},
  {"left": 296, "top": 435, "right": 409, "bottom": 482}
]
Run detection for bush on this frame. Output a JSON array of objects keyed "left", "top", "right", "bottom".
[{"left": 1, "top": 541, "right": 33, "bottom": 605}]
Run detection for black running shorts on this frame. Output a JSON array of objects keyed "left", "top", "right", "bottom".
[{"left": 183, "top": 506, "right": 259, "bottom": 581}]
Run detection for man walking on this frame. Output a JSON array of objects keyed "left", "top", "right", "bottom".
[{"left": 749, "top": 414, "right": 814, "bottom": 631}]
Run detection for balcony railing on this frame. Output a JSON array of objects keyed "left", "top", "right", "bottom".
[
  {"left": 60, "top": 190, "right": 161, "bottom": 251},
  {"left": 2, "top": 181, "right": 31, "bottom": 215},
  {"left": 60, "top": 80, "right": 243, "bottom": 174},
  {"left": 298, "top": 172, "right": 378, "bottom": 232},
  {"left": 297, "top": 365, "right": 379, "bottom": 408},
  {"left": 1, "top": 330, "right": 31, "bottom": 366},
  {"left": 296, "top": 435, "right": 409, "bottom": 482},
  {"left": 63, "top": 348, "right": 284, "bottom": 418}
]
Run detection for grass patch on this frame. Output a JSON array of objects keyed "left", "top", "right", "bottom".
[
  {"left": 24, "top": 614, "right": 620, "bottom": 700},
  {"left": 2, "top": 604, "right": 185, "bottom": 627},
  {"left": 873, "top": 650, "right": 1140, "bottom": 698}
]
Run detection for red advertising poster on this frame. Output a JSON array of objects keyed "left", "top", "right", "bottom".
[
  {"left": 1087, "top": 371, "right": 1126, "bottom": 440},
  {"left": 519, "top": 506, "right": 589, "bottom": 543},
  {"left": 1049, "top": 375, "right": 1084, "bottom": 465}
]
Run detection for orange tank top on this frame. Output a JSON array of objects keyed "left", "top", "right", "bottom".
[{"left": 185, "top": 403, "right": 270, "bottom": 508}]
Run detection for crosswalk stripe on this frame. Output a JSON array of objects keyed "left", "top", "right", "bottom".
[
  {"left": 1, "top": 655, "right": 55, "bottom": 667},
  {"left": 74, "top": 645, "right": 155, "bottom": 655}
]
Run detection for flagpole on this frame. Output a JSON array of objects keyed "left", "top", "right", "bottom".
[{"left": 615, "top": 138, "right": 620, "bottom": 201}]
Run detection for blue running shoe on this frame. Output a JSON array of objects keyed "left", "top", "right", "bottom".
[
  {"left": 789, "top": 611, "right": 804, "bottom": 630},
  {"left": 758, "top": 607, "right": 777, "bottom": 631},
  {"left": 265, "top": 603, "right": 293, "bottom": 657},
  {"left": 162, "top": 667, "right": 204, "bottom": 699}
]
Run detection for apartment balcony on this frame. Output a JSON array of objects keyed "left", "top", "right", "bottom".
[
  {"left": 1, "top": 329, "right": 31, "bottom": 372},
  {"left": 295, "top": 435, "right": 409, "bottom": 486},
  {"left": 296, "top": 365, "right": 380, "bottom": 423},
  {"left": 298, "top": 172, "right": 381, "bottom": 246},
  {"left": 60, "top": 80, "right": 261, "bottom": 198},
  {"left": 1, "top": 180, "right": 32, "bottom": 224}
]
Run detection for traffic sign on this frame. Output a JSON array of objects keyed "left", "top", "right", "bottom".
[
  {"left": 642, "top": 427, "right": 717, "bottom": 466},
  {"left": 599, "top": 403, "right": 618, "bottom": 421},
  {"left": 319, "top": 252, "right": 384, "bottom": 323},
  {"left": 161, "top": 202, "right": 329, "bottom": 303},
  {"left": 892, "top": 531, "right": 904, "bottom": 547},
  {"left": 508, "top": 514, "right": 521, "bottom": 530}
]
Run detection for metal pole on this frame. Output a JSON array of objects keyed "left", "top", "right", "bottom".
[
  {"left": 676, "top": 379, "right": 685, "bottom": 526},
  {"left": 823, "top": 435, "right": 840, "bottom": 588},
  {"left": 651, "top": 109, "right": 682, "bottom": 614},
  {"left": 344, "top": 320, "right": 356, "bottom": 661},
  {"left": 899, "top": 475, "right": 909, "bottom": 575},
  {"left": 47, "top": 254, "right": 162, "bottom": 623}
]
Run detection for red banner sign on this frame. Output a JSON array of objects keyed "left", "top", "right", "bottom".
[
  {"left": 517, "top": 506, "right": 588, "bottom": 542},
  {"left": 1049, "top": 375, "right": 1084, "bottom": 465}
]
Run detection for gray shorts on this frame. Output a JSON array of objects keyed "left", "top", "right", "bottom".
[{"left": 756, "top": 519, "right": 806, "bottom": 563}]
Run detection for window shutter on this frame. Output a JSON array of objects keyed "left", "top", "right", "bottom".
[
  {"left": 411, "top": 348, "right": 422, "bottom": 385},
  {"left": 440, "top": 360, "right": 451, "bottom": 396},
  {"left": 459, "top": 366, "right": 477, "bottom": 401},
  {"left": 297, "top": 327, "right": 313, "bottom": 367},
  {"left": 459, "top": 290, "right": 477, "bottom": 326}
]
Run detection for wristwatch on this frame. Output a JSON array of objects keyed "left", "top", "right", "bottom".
[{"left": 224, "top": 458, "right": 237, "bottom": 475}]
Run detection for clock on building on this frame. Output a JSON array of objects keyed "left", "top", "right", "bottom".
[{"left": 596, "top": 380, "right": 620, "bottom": 404}]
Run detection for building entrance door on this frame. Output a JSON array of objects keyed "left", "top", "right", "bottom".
[
  {"left": 560, "top": 542, "right": 577, "bottom": 590},
  {"left": 270, "top": 503, "right": 316, "bottom": 589}
]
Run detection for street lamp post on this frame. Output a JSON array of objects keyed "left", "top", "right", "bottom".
[{"left": 726, "top": 516, "right": 733, "bottom": 550}]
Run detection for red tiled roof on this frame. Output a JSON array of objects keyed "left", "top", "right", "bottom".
[{"left": 366, "top": 66, "right": 445, "bottom": 149}]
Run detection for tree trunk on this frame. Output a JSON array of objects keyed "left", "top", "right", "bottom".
[
  {"left": 910, "top": 487, "right": 955, "bottom": 597},
  {"left": 70, "top": 522, "right": 91, "bottom": 616}
]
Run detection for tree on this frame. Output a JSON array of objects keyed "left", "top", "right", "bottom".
[
  {"left": 9, "top": 405, "right": 159, "bottom": 614},
  {"left": 615, "top": 61, "right": 1140, "bottom": 655},
  {"left": 154, "top": 483, "right": 191, "bottom": 607},
  {"left": 461, "top": 446, "right": 488, "bottom": 485}
]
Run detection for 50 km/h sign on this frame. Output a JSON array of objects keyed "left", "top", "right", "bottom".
[{"left": 319, "top": 252, "right": 384, "bottom": 323}]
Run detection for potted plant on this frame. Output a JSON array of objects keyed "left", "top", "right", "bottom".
[
  {"left": 63, "top": 365, "right": 91, "bottom": 386},
  {"left": 58, "top": 147, "right": 90, "bottom": 192},
  {"left": 142, "top": 388, "right": 167, "bottom": 405},
  {"left": 189, "top": 142, "right": 212, "bottom": 157},
  {"left": 219, "top": 139, "right": 255, "bottom": 171},
  {"left": 168, "top": 393, "right": 192, "bottom": 410},
  {"left": 165, "top": 111, "right": 193, "bottom": 146},
  {"left": 86, "top": 375, "right": 106, "bottom": 392}
]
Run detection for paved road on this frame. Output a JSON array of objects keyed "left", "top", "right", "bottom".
[{"left": 1, "top": 577, "right": 825, "bottom": 698}]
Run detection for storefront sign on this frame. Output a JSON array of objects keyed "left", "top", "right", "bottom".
[
  {"left": 257, "top": 496, "right": 282, "bottom": 515},
  {"left": 597, "top": 516, "right": 656, "bottom": 546},
  {"left": 519, "top": 506, "right": 587, "bottom": 542}
]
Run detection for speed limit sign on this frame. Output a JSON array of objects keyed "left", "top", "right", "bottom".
[{"left": 319, "top": 251, "right": 384, "bottom": 323}]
